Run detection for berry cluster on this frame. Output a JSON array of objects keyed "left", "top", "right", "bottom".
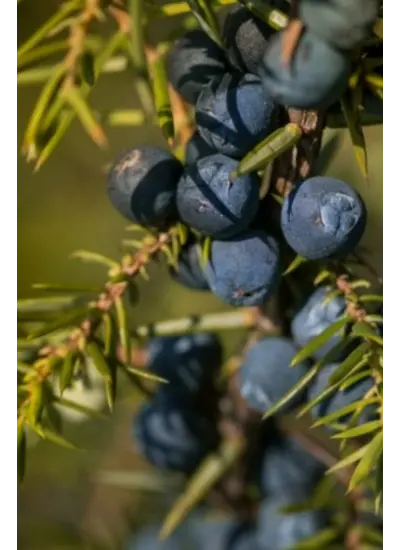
[
  {"left": 107, "top": 1, "right": 370, "bottom": 309},
  {"left": 105, "top": 2, "right": 380, "bottom": 548},
  {"left": 128, "top": 280, "right": 377, "bottom": 548}
]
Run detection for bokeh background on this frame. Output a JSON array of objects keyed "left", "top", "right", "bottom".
[{"left": 18, "top": 1, "right": 383, "bottom": 549}]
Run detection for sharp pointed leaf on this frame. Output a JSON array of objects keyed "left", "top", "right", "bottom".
[
  {"left": 160, "top": 436, "right": 245, "bottom": 539},
  {"left": 86, "top": 340, "right": 111, "bottom": 379},
  {"left": 313, "top": 398, "right": 378, "bottom": 428},
  {"left": 70, "top": 250, "right": 119, "bottom": 269},
  {"left": 59, "top": 351, "right": 78, "bottom": 394},
  {"left": 263, "top": 364, "right": 320, "bottom": 420},
  {"left": 348, "top": 431, "right": 383, "bottom": 492},
  {"left": 328, "top": 342, "right": 371, "bottom": 384},
  {"left": 331, "top": 420, "right": 381, "bottom": 440},
  {"left": 230, "top": 123, "right": 302, "bottom": 178},
  {"left": 291, "top": 317, "right": 351, "bottom": 366},
  {"left": 283, "top": 255, "right": 307, "bottom": 276},
  {"left": 340, "top": 95, "right": 368, "bottom": 179}
]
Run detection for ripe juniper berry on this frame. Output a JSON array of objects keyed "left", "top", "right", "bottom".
[{"left": 205, "top": 230, "right": 281, "bottom": 307}]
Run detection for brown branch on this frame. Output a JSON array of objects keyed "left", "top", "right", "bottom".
[{"left": 62, "top": 0, "right": 102, "bottom": 92}]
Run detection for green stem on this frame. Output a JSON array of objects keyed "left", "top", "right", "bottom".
[{"left": 17, "top": 1, "right": 81, "bottom": 64}]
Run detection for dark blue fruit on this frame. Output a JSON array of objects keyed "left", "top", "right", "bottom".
[
  {"left": 299, "top": 0, "right": 379, "bottom": 50},
  {"left": 256, "top": 496, "right": 328, "bottom": 550},
  {"left": 258, "top": 30, "right": 351, "bottom": 109},
  {"left": 167, "top": 29, "right": 228, "bottom": 105},
  {"left": 107, "top": 146, "right": 182, "bottom": 228},
  {"left": 291, "top": 286, "right": 348, "bottom": 361},
  {"left": 222, "top": 6, "right": 276, "bottom": 74},
  {"left": 308, "top": 362, "right": 375, "bottom": 425},
  {"left": 195, "top": 73, "right": 278, "bottom": 159},
  {"left": 147, "top": 333, "right": 222, "bottom": 394},
  {"left": 205, "top": 230, "right": 280, "bottom": 307},
  {"left": 133, "top": 397, "right": 218, "bottom": 473},
  {"left": 176, "top": 154, "right": 259, "bottom": 238},
  {"left": 260, "top": 435, "right": 325, "bottom": 497},
  {"left": 281, "top": 177, "right": 366, "bottom": 260},
  {"left": 185, "top": 131, "right": 216, "bottom": 164},
  {"left": 238, "top": 337, "right": 310, "bottom": 414},
  {"left": 169, "top": 240, "right": 209, "bottom": 291}
]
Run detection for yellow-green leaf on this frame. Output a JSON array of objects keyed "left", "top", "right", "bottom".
[
  {"left": 115, "top": 297, "right": 131, "bottom": 364},
  {"left": 313, "top": 270, "right": 332, "bottom": 286},
  {"left": 86, "top": 340, "right": 111, "bottom": 379},
  {"left": 230, "top": 123, "right": 302, "bottom": 179},
  {"left": 59, "top": 351, "right": 78, "bottom": 394},
  {"left": 359, "top": 294, "right": 383, "bottom": 303},
  {"left": 351, "top": 324, "right": 383, "bottom": 346},
  {"left": 177, "top": 222, "right": 189, "bottom": 246},
  {"left": 331, "top": 420, "right": 381, "bottom": 440},
  {"left": 290, "top": 317, "right": 351, "bottom": 366},
  {"left": 22, "top": 65, "right": 65, "bottom": 159},
  {"left": 339, "top": 370, "right": 371, "bottom": 391},
  {"left": 340, "top": 95, "right": 368, "bottom": 179},
  {"left": 80, "top": 51, "right": 96, "bottom": 86},
  {"left": 41, "top": 428, "right": 78, "bottom": 450},
  {"left": 64, "top": 86, "right": 107, "bottom": 148},
  {"left": 70, "top": 249, "right": 119, "bottom": 268},
  {"left": 105, "top": 376, "right": 116, "bottom": 412},
  {"left": 312, "top": 398, "right": 378, "bottom": 427},
  {"left": 32, "top": 283, "right": 101, "bottom": 293},
  {"left": 55, "top": 396, "right": 106, "bottom": 418},
  {"left": 348, "top": 431, "right": 383, "bottom": 492},
  {"left": 186, "top": 0, "right": 222, "bottom": 46},
  {"left": 291, "top": 527, "right": 339, "bottom": 549},
  {"left": 28, "top": 383, "right": 45, "bottom": 426},
  {"left": 160, "top": 436, "right": 245, "bottom": 540},
  {"left": 263, "top": 364, "right": 320, "bottom": 420},
  {"left": 125, "top": 365, "right": 168, "bottom": 384},
  {"left": 328, "top": 342, "right": 370, "bottom": 384},
  {"left": 283, "top": 254, "right": 307, "bottom": 276},
  {"left": 34, "top": 32, "right": 126, "bottom": 170},
  {"left": 148, "top": 53, "right": 174, "bottom": 145},
  {"left": 17, "top": 1, "right": 80, "bottom": 64},
  {"left": 201, "top": 237, "right": 212, "bottom": 269},
  {"left": 327, "top": 445, "right": 366, "bottom": 474},
  {"left": 27, "top": 305, "right": 90, "bottom": 340}
]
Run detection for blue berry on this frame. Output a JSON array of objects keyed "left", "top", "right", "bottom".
[
  {"left": 176, "top": 154, "right": 260, "bottom": 238},
  {"left": 308, "top": 362, "right": 375, "bottom": 425},
  {"left": 222, "top": 6, "right": 276, "bottom": 74},
  {"left": 108, "top": 146, "right": 182, "bottom": 228},
  {"left": 299, "top": 0, "right": 379, "bottom": 50},
  {"left": 256, "top": 496, "right": 329, "bottom": 550},
  {"left": 147, "top": 333, "right": 222, "bottom": 395},
  {"left": 291, "top": 286, "right": 348, "bottom": 361},
  {"left": 167, "top": 30, "right": 228, "bottom": 105},
  {"left": 238, "top": 337, "right": 310, "bottom": 414},
  {"left": 281, "top": 177, "right": 366, "bottom": 260},
  {"left": 133, "top": 397, "right": 218, "bottom": 473},
  {"left": 205, "top": 230, "right": 281, "bottom": 307},
  {"left": 195, "top": 73, "right": 278, "bottom": 159},
  {"left": 169, "top": 240, "right": 209, "bottom": 291},
  {"left": 258, "top": 30, "right": 351, "bottom": 109},
  {"left": 260, "top": 435, "right": 325, "bottom": 497},
  {"left": 185, "top": 131, "right": 216, "bottom": 164}
]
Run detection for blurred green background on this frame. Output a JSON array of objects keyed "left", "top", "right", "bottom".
[{"left": 18, "top": 2, "right": 382, "bottom": 549}]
